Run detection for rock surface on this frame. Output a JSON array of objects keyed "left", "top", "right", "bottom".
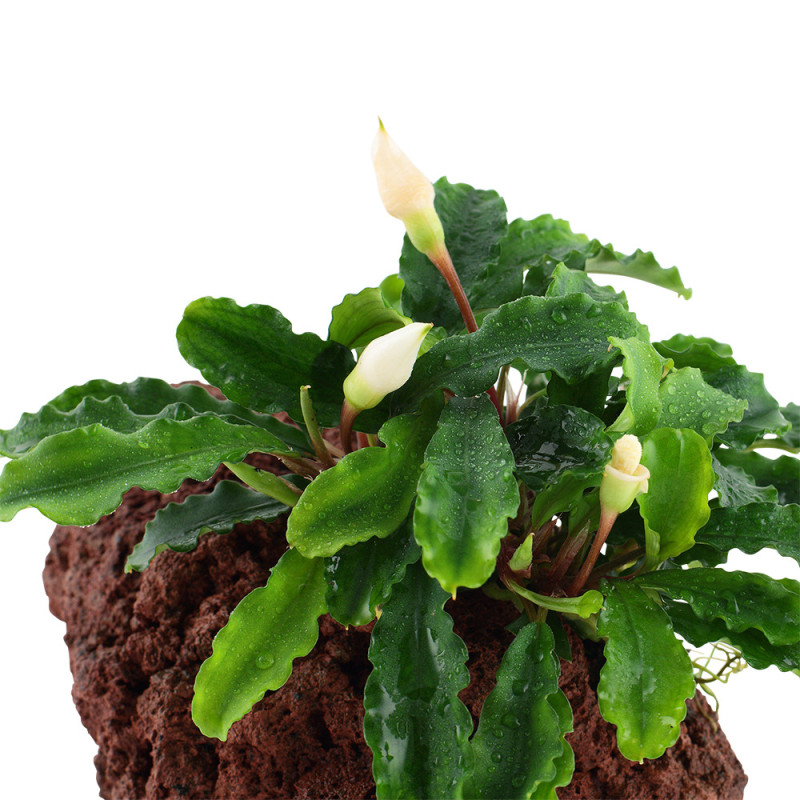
[{"left": 44, "top": 460, "right": 747, "bottom": 799}]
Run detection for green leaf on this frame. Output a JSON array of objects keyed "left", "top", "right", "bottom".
[
  {"left": 502, "top": 214, "right": 691, "bottom": 298},
  {"left": 507, "top": 405, "right": 613, "bottom": 492},
  {"left": 656, "top": 368, "right": 747, "bottom": 442},
  {"left": 711, "top": 453, "right": 779, "bottom": 507},
  {"left": 399, "top": 178, "right": 512, "bottom": 332},
  {"left": 510, "top": 584, "right": 604, "bottom": 619},
  {"left": 324, "top": 519, "right": 421, "bottom": 627},
  {"left": 396, "top": 294, "right": 645, "bottom": 409},
  {"left": 653, "top": 334, "right": 736, "bottom": 373},
  {"left": 0, "top": 416, "right": 290, "bottom": 525},
  {"left": 531, "top": 688, "right": 576, "bottom": 799},
  {"left": 0, "top": 377, "right": 312, "bottom": 459},
  {"left": 286, "top": 402, "right": 440, "bottom": 557},
  {"left": 380, "top": 274, "right": 405, "bottom": 314},
  {"left": 607, "top": 336, "right": 665, "bottom": 436},
  {"left": 688, "top": 502, "right": 800, "bottom": 568},
  {"left": 177, "top": 297, "right": 355, "bottom": 427},
  {"left": 634, "top": 569, "right": 800, "bottom": 646},
  {"left": 192, "top": 548, "right": 327, "bottom": 741},
  {"left": 466, "top": 622, "right": 570, "bottom": 799},
  {"left": 544, "top": 262, "right": 627, "bottom": 307},
  {"left": 705, "top": 365, "right": 790, "bottom": 449},
  {"left": 328, "top": 287, "right": 410, "bottom": 349},
  {"left": 769, "top": 402, "right": 800, "bottom": 452},
  {"left": 126, "top": 480, "right": 289, "bottom": 572},
  {"left": 596, "top": 581, "right": 696, "bottom": 762},
  {"left": 714, "top": 448, "right": 800, "bottom": 506},
  {"left": 414, "top": 395, "right": 519, "bottom": 595},
  {"left": 663, "top": 597, "right": 800, "bottom": 673},
  {"left": 363, "top": 561, "right": 473, "bottom": 800},
  {"left": 547, "top": 368, "right": 613, "bottom": 419}
]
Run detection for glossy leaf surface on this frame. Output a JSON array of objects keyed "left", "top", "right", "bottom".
[
  {"left": 363, "top": 561, "right": 473, "bottom": 799},
  {"left": 711, "top": 453, "right": 779, "bottom": 507},
  {"left": 544, "top": 262, "right": 627, "bottom": 307},
  {"left": 531, "top": 689, "right": 575, "bottom": 799},
  {"left": 414, "top": 395, "right": 519, "bottom": 594},
  {"left": 328, "top": 287, "right": 410, "bottom": 349},
  {"left": 126, "top": 480, "right": 289, "bottom": 572},
  {"left": 0, "top": 416, "right": 289, "bottom": 525},
  {"left": 596, "top": 581, "right": 695, "bottom": 762},
  {"left": 399, "top": 178, "right": 512, "bottom": 332},
  {"left": 713, "top": 449, "right": 799, "bottom": 506},
  {"left": 192, "top": 548, "right": 327, "bottom": 740},
  {"left": 607, "top": 336, "right": 664, "bottom": 435},
  {"left": 287, "top": 404, "right": 440, "bottom": 557},
  {"left": 653, "top": 334, "right": 736, "bottom": 373},
  {"left": 177, "top": 297, "right": 354, "bottom": 426},
  {"left": 635, "top": 569, "right": 800, "bottom": 646},
  {"left": 467, "top": 622, "right": 568, "bottom": 799},
  {"left": 324, "top": 520, "right": 421, "bottom": 626},
  {"left": 638, "top": 428, "right": 714, "bottom": 563},
  {"left": 510, "top": 584, "right": 604, "bottom": 619}
]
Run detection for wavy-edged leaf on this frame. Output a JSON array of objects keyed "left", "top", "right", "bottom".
[
  {"left": 657, "top": 368, "right": 747, "bottom": 442},
  {"left": 363, "top": 560, "right": 473, "bottom": 800},
  {"left": 126, "top": 480, "right": 289, "bottom": 572},
  {"left": 508, "top": 405, "right": 613, "bottom": 493},
  {"left": 287, "top": 402, "right": 440, "bottom": 558},
  {"left": 177, "top": 297, "right": 355, "bottom": 426},
  {"left": 547, "top": 368, "right": 613, "bottom": 419},
  {"left": 396, "top": 294, "right": 645, "bottom": 411},
  {"left": 192, "top": 548, "right": 327, "bottom": 740},
  {"left": 663, "top": 597, "right": 800, "bottom": 673},
  {"left": 503, "top": 214, "right": 691, "bottom": 298},
  {"left": 769, "top": 402, "right": 800, "bottom": 452},
  {"left": 638, "top": 428, "right": 714, "bottom": 564},
  {"left": 0, "top": 377, "right": 311, "bottom": 458},
  {"left": 400, "top": 178, "right": 512, "bottom": 332},
  {"left": 0, "top": 416, "right": 289, "bottom": 525},
  {"left": 687, "top": 502, "right": 800, "bottom": 568},
  {"left": 711, "top": 452, "right": 779, "bottom": 507},
  {"left": 531, "top": 688, "right": 575, "bottom": 799},
  {"left": 324, "top": 519, "right": 421, "bottom": 626},
  {"left": 706, "top": 365, "right": 790, "bottom": 449},
  {"left": 328, "top": 287, "right": 410, "bottom": 349},
  {"left": 607, "top": 336, "right": 665, "bottom": 435},
  {"left": 510, "top": 584, "right": 604, "bottom": 619},
  {"left": 414, "top": 395, "right": 518, "bottom": 595},
  {"left": 634, "top": 569, "right": 800, "bottom": 646},
  {"left": 466, "top": 622, "right": 568, "bottom": 799},
  {"left": 596, "top": 581, "right": 695, "bottom": 762},
  {"left": 714, "top": 448, "right": 800, "bottom": 506},
  {"left": 653, "top": 334, "right": 736, "bottom": 373},
  {"left": 544, "top": 262, "right": 628, "bottom": 307}
]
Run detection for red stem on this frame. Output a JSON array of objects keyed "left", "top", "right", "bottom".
[{"left": 568, "top": 509, "right": 618, "bottom": 596}]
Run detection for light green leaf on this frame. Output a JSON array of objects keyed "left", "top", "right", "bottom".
[
  {"left": 328, "top": 287, "right": 410, "bottom": 349},
  {"left": 126, "top": 480, "right": 289, "bottom": 572},
  {"left": 363, "top": 561, "right": 473, "bottom": 799},
  {"left": 0, "top": 416, "right": 290, "bottom": 525},
  {"left": 607, "top": 336, "right": 665, "bottom": 435},
  {"left": 638, "top": 428, "right": 714, "bottom": 565},
  {"left": 531, "top": 689, "right": 575, "bottom": 799},
  {"left": 597, "top": 581, "right": 696, "bottom": 762},
  {"left": 414, "top": 395, "right": 519, "bottom": 595},
  {"left": 510, "top": 583, "right": 604, "bottom": 619},
  {"left": 192, "top": 548, "right": 327, "bottom": 740},
  {"left": 286, "top": 402, "right": 440, "bottom": 557},
  {"left": 466, "top": 622, "right": 571, "bottom": 799}
]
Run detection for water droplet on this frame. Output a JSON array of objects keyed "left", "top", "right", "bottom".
[
  {"left": 501, "top": 712, "right": 519, "bottom": 729},
  {"left": 512, "top": 679, "right": 527, "bottom": 696},
  {"left": 667, "top": 385, "right": 677, "bottom": 395},
  {"left": 551, "top": 309, "right": 568, "bottom": 325},
  {"left": 668, "top": 403, "right": 678, "bottom": 414},
  {"left": 256, "top": 653, "right": 275, "bottom": 670},
  {"left": 491, "top": 752, "right": 502, "bottom": 763}
]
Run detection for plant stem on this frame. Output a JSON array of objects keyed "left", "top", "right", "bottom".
[
  {"left": 548, "top": 525, "right": 590, "bottom": 587},
  {"left": 339, "top": 400, "right": 359, "bottom": 455},
  {"left": 568, "top": 509, "right": 618, "bottom": 596},
  {"left": 300, "top": 386, "right": 334, "bottom": 468}
]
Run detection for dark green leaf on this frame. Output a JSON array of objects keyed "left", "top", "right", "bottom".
[
  {"left": 547, "top": 368, "right": 613, "bottom": 418},
  {"left": 663, "top": 597, "right": 800, "bottom": 673},
  {"left": 774, "top": 403, "right": 800, "bottom": 451},
  {"left": 711, "top": 453, "right": 779, "bottom": 507},
  {"left": 0, "top": 416, "right": 290, "bottom": 525},
  {"left": 507, "top": 405, "right": 612, "bottom": 492},
  {"left": 324, "top": 519, "right": 421, "bottom": 627},
  {"left": 414, "top": 395, "right": 519, "bottom": 594},
  {"left": 192, "top": 548, "right": 327, "bottom": 740},
  {"left": 286, "top": 402, "right": 440, "bottom": 557},
  {"left": 126, "top": 480, "right": 289, "bottom": 572},
  {"left": 328, "top": 287, "right": 409, "bottom": 349},
  {"left": 466, "top": 622, "right": 571, "bottom": 799},
  {"left": 596, "top": 581, "right": 695, "bottom": 761},
  {"left": 395, "top": 294, "right": 645, "bottom": 410},
  {"left": 177, "top": 297, "right": 354, "bottom": 426},
  {"left": 638, "top": 428, "right": 714, "bottom": 564},
  {"left": 0, "top": 377, "right": 311, "bottom": 458},
  {"left": 706, "top": 365, "right": 790, "bottom": 449},
  {"left": 657, "top": 368, "right": 747, "bottom": 442},
  {"left": 634, "top": 569, "right": 800, "bottom": 646},
  {"left": 399, "top": 178, "right": 512, "bottom": 332},
  {"left": 363, "top": 561, "right": 473, "bottom": 799},
  {"left": 544, "top": 262, "right": 627, "bottom": 307},
  {"left": 714, "top": 449, "right": 800, "bottom": 506},
  {"left": 653, "top": 334, "right": 736, "bottom": 373}
]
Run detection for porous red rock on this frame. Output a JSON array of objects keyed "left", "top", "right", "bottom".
[{"left": 44, "top": 459, "right": 747, "bottom": 799}]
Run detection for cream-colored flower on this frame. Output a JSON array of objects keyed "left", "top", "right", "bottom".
[{"left": 599, "top": 434, "right": 650, "bottom": 515}]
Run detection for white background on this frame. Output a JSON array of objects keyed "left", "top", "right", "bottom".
[{"left": 1, "top": 2, "right": 798, "bottom": 798}]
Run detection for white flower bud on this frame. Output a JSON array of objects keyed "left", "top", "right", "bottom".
[
  {"left": 599, "top": 434, "right": 650, "bottom": 515},
  {"left": 343, "top": 322, "right": 432, "bottom": 411}
]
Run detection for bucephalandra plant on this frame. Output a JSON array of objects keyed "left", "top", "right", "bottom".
[{"left": 1, "top": 122, "right": 799, "bottom": 799}]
